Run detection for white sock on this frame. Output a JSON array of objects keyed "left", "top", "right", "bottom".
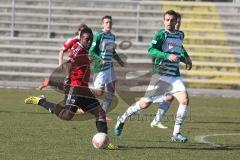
[
  {"left": 173, "top": 104, "right": 187, "bottom": 136},
  {"left": 153, "top": 101, "right": 170, "bottom": 122},
  {"left": 154, "top": 108, "right": 165, "bottom": 122},
  {"left": 119, "top": 101, "right": 141, "bottom": 123},
  {"left": 102, "top": 92, "right": 113, "bottom": 112}
]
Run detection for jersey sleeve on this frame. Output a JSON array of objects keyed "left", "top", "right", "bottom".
[
  {"left": 180, "top": 46, "right": 190, "bottom": 63},
  {"left": 62, "top": 38, "right": 76, "bottom": 52},
  {"left": 89, "top": 32, "right": 102, "bottom": 62},
  {"left": 148, "top": 31, "right": 170, "bottom": 60}
]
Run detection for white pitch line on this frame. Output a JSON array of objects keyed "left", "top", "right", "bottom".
[{"left": 195, "top": 133, "right": 240, "bottom": 147}]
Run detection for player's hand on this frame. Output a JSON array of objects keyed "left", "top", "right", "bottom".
[
  {"left": 185, "top": 57, "right": 192, "bottom": 70},
  {"left": 36, "top": 78, "right": 49, "bottom": 90},
  {"left": 100, "top": 60, "right": 106, "bottom": 66},
  {"left": 168, "top": 54, "right": 179, "bottom": 62}
]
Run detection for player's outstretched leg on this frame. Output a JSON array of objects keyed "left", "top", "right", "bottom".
[
  {"left": 114, "top": 119, "right": 125, "bottom": 136},
  {"left": 114, "top": 101, "right": 142, "bottom": 136},
  {"left": 25, "top": 95, "right": 45, "bottom": 105},
  {"left": 90, "top": 106, "right": 118, "bottom": 150},
  {"left": 25, "top": 95, "right": 55, "bottom": 114}
]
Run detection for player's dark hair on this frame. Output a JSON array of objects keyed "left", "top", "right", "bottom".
[
  {"left": 102, "top": 15, "right": 112, "bottom": 22},
  {"left": 75, "top": 23, "right": 88, "bottom": 35},
  {"left": 176, "top": 12, "right": 181, "bottom": 20},
  {"left": 163, "top": 10, "right": 178, "bottom": 20},
  {"left": 80, "top": 27, "right": 93, "bottom": 37}
]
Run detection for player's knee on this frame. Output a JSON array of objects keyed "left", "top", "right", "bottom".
[
  {"left": 181, "top": 97, "right": 189, "bottom": 106},
  {"left": 58, "top": 110, "right": 74, "bottom": 121},
  {"left": 165, "top": 94, "right": 174, "bottom": 101},
  {"left": 57, "top": 105, "right": 77, "bottom": 121},
  {"left": 94, "top": 89, "right": 104, "bottom": 96},
  {"left": 139, "top": 98, "right": 151, "bottom": 109}
]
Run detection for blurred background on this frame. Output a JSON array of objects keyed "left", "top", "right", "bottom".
[{"left": 0, "top": 0, "right": 239, "bottom": 90}]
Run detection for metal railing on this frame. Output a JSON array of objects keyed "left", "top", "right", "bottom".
[
  {"left": 10, "top": 0, "right": 15, "bottom": 37},
  {"left": 9, "top": 0, "right": 240, "bottom": 41},
  {"left": 10, "top": 0, "right": 53, "bottom": 38}
]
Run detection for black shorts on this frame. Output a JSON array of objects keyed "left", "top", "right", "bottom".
[{"left": 65, "top": 86, "right": 100, "bottom": 112}]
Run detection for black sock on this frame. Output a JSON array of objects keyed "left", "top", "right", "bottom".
[
  {"left": 96, "top": 121, "right": 108, "bottom": 134},
  {"left": 38, "top": 99, "right": 56, "bottom": 113}
]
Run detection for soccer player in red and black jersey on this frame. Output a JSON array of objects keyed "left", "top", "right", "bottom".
[
  {"left": 58, "top": 23, "right": 88, "bottom": 66},
  {"left": 25, "top": 28, "right": 111, "bottom": 143},
  {"left": 37, "top": 24, "right": 88, "bottom": 90}
]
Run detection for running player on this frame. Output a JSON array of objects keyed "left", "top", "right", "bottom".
[
  {"left": 150, "top": 12, "right": 192, "bottom": 129},
  {"left": 114, "top": 10, "right": 192, "bottom": 143},
  {"left": 89, "top": 15, "right": 124, "bottom": 120}
]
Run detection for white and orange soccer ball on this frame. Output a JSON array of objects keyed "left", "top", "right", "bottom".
[{"left": 92, "top": 132, "right": 110, "bottom": 149}]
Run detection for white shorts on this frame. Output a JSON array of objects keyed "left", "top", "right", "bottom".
[
  {"left": 93, "top": 67, "right": 117, "bottom": 89},
  {"left": 144, "top": 75, "right": 186, "bottom": 103}
]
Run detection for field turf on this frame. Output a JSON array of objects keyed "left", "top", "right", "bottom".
[{"left": 0, "top": 88, "right": 239, "bottom": 160}]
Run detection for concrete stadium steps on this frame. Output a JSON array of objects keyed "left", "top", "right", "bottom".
[
  {"left": 2, "top": 24, "right": 240, "bottom": 43},
  {"left": 1, "top": 4, "right": 240, "bottom": 22},
  {"left": 1, "top": 38, "right": 240, "bottom": 58},
  {"left": 155, "top": 1, "right": 240, "bottom": 13},
  {"left": 0, "top": 37, "right": 62, "bottom": 47},
  {"left": 141, "top": 11, "right": 240, "bottom": 21},
  {"left": 0, "top": 61, "right": 57, "bottom": 73},
  {"left": 0, "top": 52, "right": 238, "bottom": 73},
  {"left": 0, "top": 5, "right": 138, "bottom": 17},
  {"left": 0, "top": 37, "right": 240, "bottom": 60},
  {"left": 0, "top": 71, "right": 49, "bottom": 82},
  {"left": 183, "top": 53, "right": 240, "bottom": 63},
  {"left": 0, "top": 0, "right": 240, "bottom": 89},
  {"left": 0, "top": 44, "right": 58, "bottom": 55},
  {"left": 0, "top": 80, "right": 40, "bottom": 89},
  {"left": 2, "top": 12, "right": 240, "bottom": 31},
  {"left": 180, "top": 70, "right": 240, "bottom": 79},
  {"left": 1, "top": 30, "right": 239, "bottom": 47},
  {"left": 0, "top": 53, "right": 58, "bottom": 63}
]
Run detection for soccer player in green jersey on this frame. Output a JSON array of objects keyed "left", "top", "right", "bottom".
[
  {"left": 89, "top": 15, "right": 124, "bottom": 120},
  {"left": 115, "top": 10, "right": 192, "bottom": 142},
  {"left": 150, "top": 12, "right": 192, "bottom": 129}
]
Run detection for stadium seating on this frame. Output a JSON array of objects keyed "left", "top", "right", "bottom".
[{"left": 0, "top": 0, "right": 239, "bottom": 89}]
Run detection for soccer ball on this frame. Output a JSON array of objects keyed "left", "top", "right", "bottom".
[{"left": 92, "top": 132, "right": 110, "bottom": 149}]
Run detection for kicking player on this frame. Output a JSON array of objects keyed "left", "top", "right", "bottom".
[
  {"left": 89, "top": 15, "right": 124, "bottom": 120},
  {"left": 114, "top": 10, "right": 192, "bottom": 143},
  {"left": 37, "top": 23, "right": 88, "bottom": 90},
  {"left": 25, "top": 28, "right": 116, "bottom": 149},
  {"left": 150, "top": 12, "right": 192, "bottom": 129}
]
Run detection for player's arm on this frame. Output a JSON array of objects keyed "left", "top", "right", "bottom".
[
  {"left": 58, "top": 39, "right": 74, "bottom": 65},
  {"left": 58, "top": 48, "right": 65, "bottom": 65},
  {"left": 113, "top": 51, "right": 124, "bottom": 67},
  {"left": 148, "top": 32, "right": 170, "bottom": 61},
  {"left": 180, "top": 46, "right": 192, "bottom": 70},
  {"left": 89, "top": 32, "right": 103, "bottom": 62}
]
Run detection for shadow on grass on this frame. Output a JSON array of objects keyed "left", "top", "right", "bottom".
[
  {"left": 117, "top": 144, "right": 240, "bottom": 151},
  {"left": 189, "top": 121, "right": 240, "bottom": 125}
]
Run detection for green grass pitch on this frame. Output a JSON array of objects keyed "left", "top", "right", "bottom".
[{"left": 0, "top": 88, "right": 239, "bottom": 160}]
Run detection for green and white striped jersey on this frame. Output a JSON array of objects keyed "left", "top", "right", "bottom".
[
  {"left": 89, "top": 29, "right": 117, "bottom": 73},
  {"left": 148, "top": 29, "right": 188, "bottom": 77}
]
